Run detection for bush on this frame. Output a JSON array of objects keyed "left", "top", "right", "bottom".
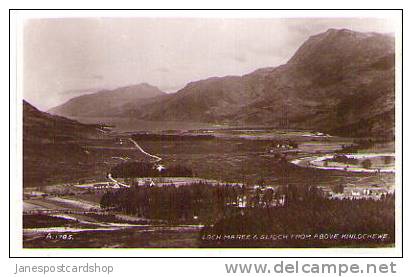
[
  {"left": 332, "top": 184, "right": 345, "bottom": 194},
  {"left": 384, "top": 156, "right": 393, "bottom": 165},
  {"left": 361, "top": 159, "right": 372, "bottom": 169},
  {"left": 326, "top": 155, "right": 359, "bottom": 165}
]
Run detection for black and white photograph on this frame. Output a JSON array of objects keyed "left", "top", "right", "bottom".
[{"left": 13, "top": 11, "right": 402, "bottom": 253}]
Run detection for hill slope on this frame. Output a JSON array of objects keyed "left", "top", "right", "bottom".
[
  {"left": 135, "top": 29, "right": 395, "bottom": 138},
  {"left": 49, "top": 83, "right": 165, "bottom": 117},
  {"left": 23, "top": 100, "right": 107, "bottom": 186},
  {"left": 24, "top": 100, "right": 105, "bottom": 143}
]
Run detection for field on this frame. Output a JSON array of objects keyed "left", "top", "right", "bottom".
[
  {"left": 23, "top": 127, "right": 396, "bottom": 248},
  {"left": 126, "top": 130, "right": 393, "bottom": 188}
]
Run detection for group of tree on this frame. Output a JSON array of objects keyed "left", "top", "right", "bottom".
[
  {"left": 99, "top": 179, "right": 395, "bottom": 247},
  {"left": 99, "top": 182, "right": 343, "bottom": 222},
  {"left": 269, "top": 139, "right": 298, "bottom": 149},
  {"left": 100, "top": 182, "right": 245, "bottom": 223},
  {"left": 99, "top": 182, "right": 311, "bottom": 222},
  {"left": 325, "top": 154, "right": 359, "bottom": 165},
  {"left": 338, "top": 138, "right": 392, "bottom": 154},
  {"left": 200, "top": 192, "right": 395, "bottom": 247},
  {"left": 361, "top": 159, "right": 372, "bottom": 169},
  {"left": 323, "top": 155, "right": 374, "bottom": 169}
]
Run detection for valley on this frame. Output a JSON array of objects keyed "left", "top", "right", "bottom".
[
  {"left": 21, "top": 27, "right": 397, "bottom": 249},
  {"left": 23, "top": 126, "right": 395, "bottom": 248}
]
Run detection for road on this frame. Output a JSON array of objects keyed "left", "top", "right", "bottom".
[
  {"left": 128, "top": 138, "right": 162, "bottom": 162},
  {"left": 23, "top": 137, "right": 204, "bottom": 247},
  {"left": 107, "top": 173, "right": 129, "bottom": 187},
  {"left": 291, "top": 153, "right": 395, "bottom": 173}
]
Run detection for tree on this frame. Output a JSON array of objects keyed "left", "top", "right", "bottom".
[
  {"left": 263, "top": 188, "right": 274, "bottom": 207},
  {"left": 361, "top": 159, "right": 372, "bottom": 169},
  {"left": 332, "top": 184, "right": 345, "bottom": 194},
  {"left": 384, "top": 156, "right": 393, "bottom": 165},
  {"left": 285, "top": 184, "right": 298, "bottom": 206}
]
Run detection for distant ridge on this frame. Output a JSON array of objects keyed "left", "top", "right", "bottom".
[{"left": 49, "top": 83, "right": 166, "bottom": 117}]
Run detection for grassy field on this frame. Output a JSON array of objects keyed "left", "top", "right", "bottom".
[
  {"left": 128, "top": 136, "right": 393, "bottom": 188},
  {"left": 23, "top": 128, "right": 396, "bottom": 248},
  {"left": 23, "top": 129, "right": 395, "bottom": 206},
  {"left": 25, "top": 126, "right": 393, "bottom": 189}
]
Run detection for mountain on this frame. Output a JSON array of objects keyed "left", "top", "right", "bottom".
[
  {"left": 49, "top": 29, "right": 395, "bottom": 138},
  {"left": 23, "top": 100, "right": 107, "bottom": 186},
  {"left": 24, "top": 100, "right": 105, "bottom": 142},
  {"left": 49, "top": 83, "right": 166, "bottom": 117},
  {"left": 133, "top": 29, "right": 395, "bottom": 138}
]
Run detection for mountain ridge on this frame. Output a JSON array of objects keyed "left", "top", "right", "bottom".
[
  {"left": 49, "top": 29, "right": 395, "bottom": 138},
  {"left": 49, "top": 83, "right": 166, "bottom": 117},
  {"left": 141, "top": 28, "right": 395, "bottom": 138}
]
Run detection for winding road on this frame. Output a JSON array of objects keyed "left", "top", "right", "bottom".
[
  {"left": 106, "top": 138, "right": 164, "bottom": 186},
  {"left": 291, "top": 153, "right": 395, "bottom": 173},
  {"left": 128, "top": 138, "right": 162, "bottom": 162}
]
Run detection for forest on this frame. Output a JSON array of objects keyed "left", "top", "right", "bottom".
[
  {"left": 100, "top": 182, "right": 244, "bottom": 223},
  {"left": 99, "top": 182, "right": 395, "bottom": 247},
  {"left": 200, "top": 193, "right": 395, "bottom": 247}
]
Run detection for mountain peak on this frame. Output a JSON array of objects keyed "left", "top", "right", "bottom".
[
  {"left": 326, "top": 28, "right": 352, "bottom": 33},
  {"left": 133, "top": 29, "right": 394, "bottom": 138},
  {"left": 121, "top": 82, "right": 156, "bottom": 90},
  {"left": 287, "top": 28, "right": 394, "bottom": 68}
]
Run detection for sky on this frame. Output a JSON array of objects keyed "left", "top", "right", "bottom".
[{"left": 23, "top": 17, "right": 397, "bottom": 110}]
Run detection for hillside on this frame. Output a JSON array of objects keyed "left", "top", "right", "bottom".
[
  {"left": 24, "top": 100, "right": 106, "bottom": 142},
  {"left": 49, "top": 29, "right": 396, "bottom": 138},
  {"left": 136, "top": 29, "right": 395, "bottom": 138},
  {"left": 49, "top": 83, "right": 165, "bottom": 117},
  {"left": 23, "top": 100, "right": 107, "bottom": 186}
]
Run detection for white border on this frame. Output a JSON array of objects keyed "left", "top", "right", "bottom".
[{"left": 9, "top": 9, "right": 403, "bottom": 258}]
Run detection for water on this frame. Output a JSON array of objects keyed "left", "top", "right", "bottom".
[{"left": 70, "top": 117, "right": 221, "bottom": 132}]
